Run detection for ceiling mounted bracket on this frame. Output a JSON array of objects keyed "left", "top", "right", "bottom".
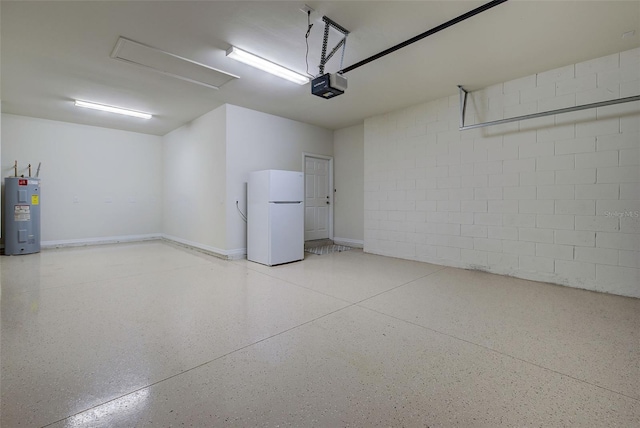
[
  {"left": 457, "top": 85, "right": 640, "bottom": 130},
  {"left": 318, "top": 16, "right": 349, "bottom": 75}
]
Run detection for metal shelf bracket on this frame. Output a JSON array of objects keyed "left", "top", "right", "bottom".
[{"left": 457, "top": 85, "right": 640, "bottom": 131}]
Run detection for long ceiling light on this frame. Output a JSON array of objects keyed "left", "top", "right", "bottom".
[
  {"left": 226, "top": 46, "right": 309, "bottom": 85},
  {"left": 74, "top": 100, "right": 152, "bottom": 120}
]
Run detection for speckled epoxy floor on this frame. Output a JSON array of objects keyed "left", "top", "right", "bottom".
[{"left": 1, "top": 241, "right": 639, "bottom": 427}]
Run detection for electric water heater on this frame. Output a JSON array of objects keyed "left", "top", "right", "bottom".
[{"left": 3, "top": 177, "right": 41, "bottom": 255}]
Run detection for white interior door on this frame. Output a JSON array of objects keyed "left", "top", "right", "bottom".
[{"left": 304, "top": 157, "right": 330, "bottom": 241}]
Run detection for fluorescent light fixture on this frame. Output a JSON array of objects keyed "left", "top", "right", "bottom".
[
  {"left": 74, "top": 100, "right": 152, "bottom": 120},
  {"left": 226, "top": 46, "right": 309, "bottom": 85}
]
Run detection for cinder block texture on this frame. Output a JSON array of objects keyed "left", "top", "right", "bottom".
[{"left": 364, "top": 48, "right": 640, "bottom": 297}]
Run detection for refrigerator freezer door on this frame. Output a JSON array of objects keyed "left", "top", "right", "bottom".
[
  {"left": 268, "top": 202, "right": 304, "bottom": 265},
  {"left": 268, "top": 170, "right": 304, "bottom": 202},
  {"left": 248, "top": 170, "right": 270, "bottom": 204}
]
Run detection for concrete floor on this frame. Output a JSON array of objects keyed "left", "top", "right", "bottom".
[{"left": 1, "top": 240, "right": 638, "bottom": 427}]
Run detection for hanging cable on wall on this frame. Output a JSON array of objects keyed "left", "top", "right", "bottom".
[{"left": 236, "top": 200, "right": 247, "bottom": 222}]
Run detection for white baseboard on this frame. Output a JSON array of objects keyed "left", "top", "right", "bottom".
[
  {"left": 41, "top": 234, "right": 162, "bottom": 249},
  {"left": 18, "top": 232, "right": 245, "bottom": 261},
  {"left": 225, "top": 247, "right": 248, "bottom": 260},
  {"left": 333, "top": 237, "right": 364, "bottom": 248},
  {"left": 161, "top": 234, "right": 246, "bottom": 260}
]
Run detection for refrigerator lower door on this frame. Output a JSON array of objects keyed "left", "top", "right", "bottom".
[
  {"left": 269, "top": 202, "right": 304, "bottom": 265},
  {"left": 247, "top": 200, "right": 269, "bottom": 265}
]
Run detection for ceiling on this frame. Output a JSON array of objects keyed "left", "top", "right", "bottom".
[{"left": 2, "top": 1, "right": 639, "bottom": 136}]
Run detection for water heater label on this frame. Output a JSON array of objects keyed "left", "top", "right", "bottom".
[
  {"left": 32, "top": 195, "right": 39, "bottom": 205},
  {"left": 14, "top": 205, "right": 31, "bottom": 221},
  {"left": 18, "top": 179, "right": 28, "bottom": 186}
]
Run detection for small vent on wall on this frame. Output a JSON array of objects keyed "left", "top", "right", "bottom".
[{"left": 110, "top": 37, "right": 239, "bottom": 90}]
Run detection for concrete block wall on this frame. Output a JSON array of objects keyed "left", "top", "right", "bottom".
[{"left": 364, "top": 48, "right": 639, "bottom": 298}]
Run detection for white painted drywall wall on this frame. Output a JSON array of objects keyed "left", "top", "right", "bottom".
[
  {"left": 364, "top": 48, "right": 640, "bottom": 298},
  {"left": 225, "top": 104, "right": 333, "bottom": 254},
  {"left": 334, "top": 124, "right": 364, "bottom": 246},
  {"left": 162, "top": 105, "right": 227, "bottom": 253},
  {"left": 0, "top": 7, "right": 3, "bottom": 237},
  {"left": 1, "top": 114, "right": 162, "bottom": 243}
]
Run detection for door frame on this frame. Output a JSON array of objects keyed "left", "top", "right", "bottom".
[{"left": 302, "top": 153, "right": 334, "bottom": 241}]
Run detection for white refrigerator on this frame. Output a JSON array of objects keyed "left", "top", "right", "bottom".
[{"left": 247, "top": 170, "right": 304, "bottom": 266}]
